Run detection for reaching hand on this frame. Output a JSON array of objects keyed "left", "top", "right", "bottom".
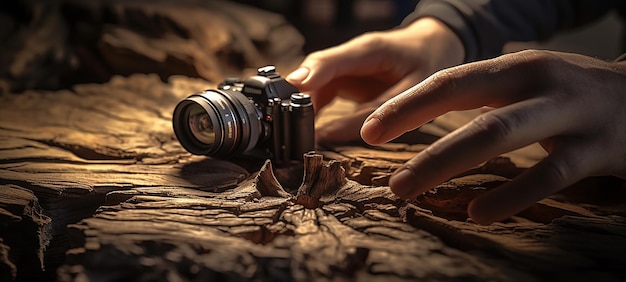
[
  {"left": 361, "top": 50, "right": 626, "bottom": 224},
  {"left": 286, "top": 18, "right": 464, "bottom": 143}
]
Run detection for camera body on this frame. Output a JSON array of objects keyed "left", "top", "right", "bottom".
[{"left": 172, "top": 66, "right": 315, "bottom": 163}]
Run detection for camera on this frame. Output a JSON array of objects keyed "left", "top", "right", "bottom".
[{"left": 172, "top": 66, "right": 315, "bottom": 163}]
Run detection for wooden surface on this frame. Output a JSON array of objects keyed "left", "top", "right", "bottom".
[
  {"left": 0, "top": 0, "right": 303, "bottom": 93},
  {"left": 1, "top": 73, "right": 626, "bottom": 281},
  {"left": 0, "top": 185, "right": 51, "bottom": 281},
  {"left": 2, "top": 1, "right": 626, "bottom": 281}
]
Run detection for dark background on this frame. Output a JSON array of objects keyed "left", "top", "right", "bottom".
[{"left": 235, "top": 0, "right": 624, "bottom": 59}]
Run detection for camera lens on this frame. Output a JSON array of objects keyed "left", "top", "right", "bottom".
[
  {"left": 172, "top": 90, "right": 262, "bottom": 158},
  {"left": 187, "top": 104, "right": 215, "bottom": 146}
]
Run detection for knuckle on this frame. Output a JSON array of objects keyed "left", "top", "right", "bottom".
[
  {"left": 541, "top": 158, "right": 571, "bottom": 186},
  {"left": 500, "top": 50, "right": 563, "bottom": 80},
  {"left": 377, "top": 99, "right": 400, "bottom": 120},
  {"left": 424, "top": 68, "right": 459, "bottom": 95},
  {"left": 507, "top": 49, "right": 557, "bottom": 66},
  {"left": 418, "top": 145, "right": 441, "bottom": 165},
  {"left": 471, "top": 112, "right": 515, "bottom": 141},
  {"left": 357, "top": 31, "right": 386, "bottom": 49},
  {"left": 304, "top": 50, "right": 326, "bottom": 65},
  {"left": 515, "top": 49, "right": 550, "bottom": 60},
  {"left": 429, "top": 68, "right": 452, "bottom": 85}
]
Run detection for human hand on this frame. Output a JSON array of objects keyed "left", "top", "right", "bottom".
[
  {"left": 360, "top": 50, "right": 626, "bottom": 224},
  {"left": 286, "top": 18, "right": 464, "bottom": 143}
]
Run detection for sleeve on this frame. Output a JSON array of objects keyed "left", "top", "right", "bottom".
[{"left": 401, "top": 0, "right": 618, "bottom": 62}]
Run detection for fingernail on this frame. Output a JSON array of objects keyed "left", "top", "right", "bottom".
[
  {"left": 360, "top": 117, "right": 382, "bottom": 144},
  {"left": 286, "top": 67, "right": 310, "bottom": 83},
  {"left": 389, "top": 167, "right": 416, "bottom": 199}
]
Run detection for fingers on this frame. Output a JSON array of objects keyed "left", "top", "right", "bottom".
[
  {"left": 316, "top": 74, "right": 425, "bottom": 143},
  {"left": 286, "top": 33, "right": 400, "bottom": 113},
  {"left": 361, "top": 52, "right": 546, "bottom": 145},
  {"left": 388, "top": 97, "right": 573, "bottom": 200},
  {"left": 310, "top": 76, "right": 393, "bottom": 113},
  {"left": 361, "top": 50, "right": 625, "bottom": 225},
  {"left": 468, "top": 143, "right": 597, "bottom": 224},
  {"left": 388, "top": 103, "right": 597, "bottom": 225},
  {"left": 286, "top": 33, "right": 392, "bottom": 91}
]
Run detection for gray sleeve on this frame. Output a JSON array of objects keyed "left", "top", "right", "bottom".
[{"left": 402, "top": 0, "right": 618, "bottom": 62}]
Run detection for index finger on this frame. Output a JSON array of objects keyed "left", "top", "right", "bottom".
[{"left": 361, "top": 50, "right": 552, "bottom": 145}]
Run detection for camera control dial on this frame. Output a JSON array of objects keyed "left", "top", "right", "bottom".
[{"left": 257, "top": 66, "right": 279, "bottom": 78}]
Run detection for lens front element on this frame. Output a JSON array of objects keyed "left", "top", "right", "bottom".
[
  {"left": 187, "top": 104, "right": 215, "bottom": 146},
  {"left": 172, "top": 90, "right": 262, "bottom": 158}
]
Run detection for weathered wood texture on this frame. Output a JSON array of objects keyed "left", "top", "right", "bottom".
[
  {"left": 0, "top": 185, "right": 51, "bottom": 281},
  {"left": 0, "top": 74, "right": 250, "bottom": 281},
  {"left": 1, "top": 0, "right": 303, "bottom": 280},
  {"left": 58, "top": 154, "right": 522, "bottom": 282},
  {"left": 2, "top": 1, "right": 626, "bottom": 281},
  {"left": 1, "top": 73, "right": 626, "bottom": 281},
  {"left": 0, "top": 0, "right": 303, "bottom": 93}
]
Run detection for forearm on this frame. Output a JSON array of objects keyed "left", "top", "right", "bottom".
[{"left": 403, "top": 0, "right": 618, "bottom": 62}]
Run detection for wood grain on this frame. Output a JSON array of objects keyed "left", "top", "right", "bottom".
[
  {"left": 0, "top": 0, "right": 303, "bottom": 93},
  {"left": 0, "top": 185, "right": 51, "bottom": 281},
  {"left": 1, "top": 71, "right": 625, "bottom": 281},
  {"left": 1, "top": 1, "right": 626, "bottom": 281},
  {"left": 59, "top": 154, "right": 518, "bottom": 281}
]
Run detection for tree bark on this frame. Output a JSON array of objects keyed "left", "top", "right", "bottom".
[
  {"left": 1, "top": 72, "right": 626, "bottom": 281},
  {"left": 1, "top": 1, "right": 626, "bottom": 281},
  {"left": 0, "top": 185, "right": 51, "bottom": 281},
  {"left": 0, "top": 0, "right": 303, "bottom": 92}
]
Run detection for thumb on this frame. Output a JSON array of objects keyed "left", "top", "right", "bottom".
[
  {"left": 285, "top": 52, "right": 341, "bottom": 92},
  {"left": 285, "top": 54, "right": 343, "bottom": 93},
  {"left": 285, "top": 66, "right": 313, "bottom": 89},
  {"left": 285, "top": 54, "right": 348, "bottom": 113},
  {"left": 286, "top": 33, "right": 390, "bottom": 91}
]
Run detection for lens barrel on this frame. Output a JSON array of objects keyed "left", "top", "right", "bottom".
[
  {"left": 289, "top": 93, "right": 315, "bottom": 160},
  {"left": 172, "top": 90, "right": 261, "bottom": 158}
]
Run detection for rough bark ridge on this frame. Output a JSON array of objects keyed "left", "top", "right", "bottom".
[
  {"left": 59, "top": 153, "right": 516, "bottom": 281},
  {"left": 0, "top": 73, "right": 625, "bottom": 281},
  {"left": 59, "top": 149, "right": 626, "bottom": 281},
  {"left": 1, "top": 1, "right": 626, "bottom": 280},
  {"left": 0, "top": 0, "right": 303, "bottom": 93},
  {"left": 0, "top": 74, "right": 252, "bottom": 281},
  {"left": 0, "top": 185, "right": 51, "bottom": 280}
]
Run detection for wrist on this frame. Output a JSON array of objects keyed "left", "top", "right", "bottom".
[{"left": 402, "top": 17, "right": 465, "bottom": 70}]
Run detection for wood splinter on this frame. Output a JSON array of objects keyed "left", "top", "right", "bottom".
[
  {"left": 295, "top": 152, "right": 348, "bottom": 208},
  {"left": 253, "top": 160, "right": 291, "bottom": 198},
  {"left": 252, "top": 152, "right": 348, "bottom": 208}
]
